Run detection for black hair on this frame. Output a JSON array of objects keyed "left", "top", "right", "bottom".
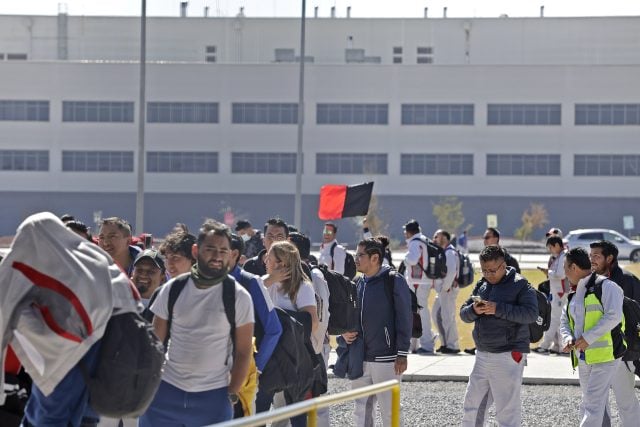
[
  {"left": 566, "top": 247, "right": 591, "bottom": 270},
  {"left": 485, "top": 227, "right": 500, "bottom": 240},
  {"left": 376, "top": 235, "right": 390, "bottom": 249},
  {"left": 263, "top": 217, "right": 289, "bottom": 237},
  {"left": 546, "top": 236, "right": 564, "bottom": 247},
  {"left": 288, "top": 232, "right": 311, "bottom": 260},
  {"left": 160, "top": 223, "right": 196, "bottom": 262},
  {"left": 229, "top": 234, "right": 245, "bottom": 266},
  {"left": 197, "top": 219, "right": 231, "bottom": 247},
  {"left": 324, "top": 222, "right": 337, "bottom": 234},
  {"left": 437, "top": 230, "right": 451, "bottom": 241},
  {"left": 100, "top": 217, "right": 132, "bottom": 237},
  {"left": 479, "top": 245, "right": 506, "bottom": 263},
  {"left": 590, "top": 240, "right": 619, "bottom": 261},
  {"left": 287, "top": 225, "right": 299, "bottom": 233},
  {"left": 357, "top": 237, "right": 385, "bottom": 266}
]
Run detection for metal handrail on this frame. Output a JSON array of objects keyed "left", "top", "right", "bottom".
[{"left": 212, "top": 379, "right": 401, "bottom": 427}]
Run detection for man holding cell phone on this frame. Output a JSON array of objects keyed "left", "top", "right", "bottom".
[{"left": 459, "top": 245, "right": 538, "bottom": 427}]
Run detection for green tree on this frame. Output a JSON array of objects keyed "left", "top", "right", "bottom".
[{"left": 432, "top": 196, "right": 465, "bottom": 234}]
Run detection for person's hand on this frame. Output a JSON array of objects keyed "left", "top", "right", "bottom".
[
  {"left": 474, "top": 300, "right": 497, "bottom": 315},
  {"left": 239, "top": 255, "right": 247, "bottom": 266},
  {"left": 342, "top": 331, "right": 358, "bottom": 344},
  {"left": 574, "top": 337, "right": 589, "bottom": 351},
  {"left": 394, "top": 356, "right": 407, "bottom": 375},
  {"left": 262, "top": 267, "right": 291, "bottom": 287},
  {"left": 562, "top": 339, "right": 575, "bottom": 353}
]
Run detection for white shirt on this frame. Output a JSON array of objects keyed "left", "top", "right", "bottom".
[
  {"left": 266, "top": 280, "right": 316, "bottom": 312},
  {"left": 319, "top": 239, "right": 346, "bottom": 275},
  {"left": 151, "top": 277, "right": 254, "bottom": 392},
  {"left": 309, "top": 268, "right": 330, "bottom": 354},
  {"left": 547, "top": 251, "right": 567, "bottom": 295},
  {"left": 560, "top": 274, "right": 623, "bottom": 347},
  {"left": 403, "top": 233, "right": 430, "bottom": 284}
]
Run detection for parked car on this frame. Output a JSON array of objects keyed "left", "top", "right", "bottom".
[{"left": 564, "top": 229, "right": 640, "bottom": 262}]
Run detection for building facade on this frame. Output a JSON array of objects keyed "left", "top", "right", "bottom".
[{"left": 0, "top": 13, "right": 638, "bottom": 241}]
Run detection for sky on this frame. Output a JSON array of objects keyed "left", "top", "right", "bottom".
[{"left": 2, "top": 0, "right": 640, "bottom": 18}]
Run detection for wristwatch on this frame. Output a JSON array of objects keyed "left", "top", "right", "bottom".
[{"left": 228, "top": 393, "right": 240, "bottom": 404}]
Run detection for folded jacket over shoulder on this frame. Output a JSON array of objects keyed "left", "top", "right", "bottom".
[{"left": 333, "top": 335, "right": 364, "bottom": 380}]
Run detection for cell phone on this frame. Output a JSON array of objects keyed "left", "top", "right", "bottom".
[{"left": 471, "top": 295, "right": 483, "bottom": 304}]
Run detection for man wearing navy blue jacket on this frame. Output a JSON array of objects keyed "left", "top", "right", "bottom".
[
  {"left": 342, "top": 237, "right": 412, "bottom": 427},
  {"left": 460, "top": 245, "right": 538, "bottom": 427},
  {"left": 229, "top": 234, "right": 282, "bottom": 416}
]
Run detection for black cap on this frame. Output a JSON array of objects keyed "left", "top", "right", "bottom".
[
  {"left": 133, "top": 249, "right": 165, "bottom": 272},
  {"left": 403, "top": 220, "right": 420, "bottom": 234},
  {"left": 235, "top": 220, "right": 251, "bottom": 231}
]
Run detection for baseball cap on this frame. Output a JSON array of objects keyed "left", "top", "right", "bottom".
[
  {"left": 133, "top": 249, "right": 165, "bottom": 272},
  {"left": 403, "top": 220, "right": 420, "bottom": 234},
  {"left": 545, "top": 228, "right": 563, "bottom": 238},
  {"left": 235, "top": 220, "right": 251, "bottom": 231}
]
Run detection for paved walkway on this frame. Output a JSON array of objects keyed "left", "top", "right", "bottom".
[{"left": 329, "top": 351, "right": 639, "bottom": 386}]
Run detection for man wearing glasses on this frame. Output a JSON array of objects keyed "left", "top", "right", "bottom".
[{"left": 460, "top": 245, "right": 538, "bottom": 427}]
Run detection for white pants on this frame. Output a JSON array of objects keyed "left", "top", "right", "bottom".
[
  {"left": 432, "top": 287, "right": 460, "bottom": 350},
  {"left": 577, "top": 359, "right": 619, "bottom": 427},
  {"left": 410, "top": 282, "right": 434, "bottom": 351},
  {"left": 462, "top": 350, "right": 526, "bottom": 427},
  {"left": 610, "top": 360, "right": 640, "bottom": 427},
  {"left": 539, "top": 293, "right": 567, "bottom": 351},
  {"left": 352, "top": 361, "right": 402, "bottom": 427}
]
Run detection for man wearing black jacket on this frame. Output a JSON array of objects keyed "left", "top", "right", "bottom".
[
  {"left": 243, "top": 218, "right": 288, "bottom": 277},
  {"left": 590, "top": 240, "right": 640, "bottom": 427}
]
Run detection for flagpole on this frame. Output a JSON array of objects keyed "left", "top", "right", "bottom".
[{"left": 293, "top": 0, "right": 306, "bottom": 229}]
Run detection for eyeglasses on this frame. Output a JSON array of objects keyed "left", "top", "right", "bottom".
[{"left": 481, "top": 261, "right": 505, "bottom": 275}]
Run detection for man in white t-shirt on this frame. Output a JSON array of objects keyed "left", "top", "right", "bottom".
[
  {"left": 319, "top": 222, "right": 349, "bottom": 276},
  {"left": 140, "top": 220, "right": 254, "bottom": 426}
]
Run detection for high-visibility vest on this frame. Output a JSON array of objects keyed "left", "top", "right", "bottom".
[{"left": 568, "top": 288, "right": 625, "bottom": 367}]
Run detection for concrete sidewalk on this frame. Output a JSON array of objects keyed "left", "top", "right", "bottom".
[{"left": 328, "top": 351, "right": 633, "bottom": 386}]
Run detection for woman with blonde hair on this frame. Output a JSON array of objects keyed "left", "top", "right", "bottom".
[{"left": 256, "top": 240, "right": 318, "bottom": 427}]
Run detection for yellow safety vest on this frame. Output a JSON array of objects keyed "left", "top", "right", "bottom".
[{"left": 568, "top": 290, "right": 625, "bottom": 367}]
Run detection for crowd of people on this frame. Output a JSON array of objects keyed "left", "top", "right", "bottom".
[{"left": 1, "top": 213, "right": 640, "bottom": 427}]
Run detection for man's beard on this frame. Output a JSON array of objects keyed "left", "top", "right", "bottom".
[{"left": 197, "top": 256, "right": 227, "bottom": 277}]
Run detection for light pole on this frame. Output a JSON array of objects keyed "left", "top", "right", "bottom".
[
  {"left": 293, "top": 0, "right": 306, "bottom": 229},
  {"left": 135, "top": 0, "right": 147, "bottom": 234}
]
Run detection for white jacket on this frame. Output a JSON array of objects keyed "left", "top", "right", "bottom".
[
  {"left": 319, "top": 239, "right": 346, "bottom": 275},
  {"left": 0, "top": 212, "right": 139, "bottom": 402},
  {"left": 403, "top": 234, "right": 430, "bottom": 285}
]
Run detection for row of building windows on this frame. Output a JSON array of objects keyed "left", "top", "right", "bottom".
[
  {"left": 3, "top": 100, "right": 640, "bottom": 126},
  {"left": 3, "top": 150, "right": 640, "bottom": 176}
]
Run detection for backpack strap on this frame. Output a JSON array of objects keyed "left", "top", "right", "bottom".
[
  {"left": 222, "top": 277, "right": 237, "bottom": 361},
  {"left": 166, "top": 273, "right": 190, "bottom": 348},
  {"left": 329, "top": 242, "right": 337, "bottom": 270}
]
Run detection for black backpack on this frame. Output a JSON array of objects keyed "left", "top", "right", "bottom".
[
  {"left": 330, "top": 242, "right": 357, "bottom": 280},
  {"left": 529, "top": 288, "right": 552, "bottom": 343},
  {"left": 82, "top": 310, "right": 165, "bottom": 418},
  {"left": 585, "top": 273, "right": 640, "bottom": 361},
  {"left": 411, "top": 236, "right": 447, "bottom": 279},
  {"left": 314, "top": 264, "right": 359, "bottom": 335},
  {"left": 383, "top": 271, "right": 423, "bottom": 339},
  {"left": 447, "top": 248, "right": 475, "bottom": 288}
]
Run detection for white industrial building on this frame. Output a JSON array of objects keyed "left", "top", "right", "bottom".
[{"left": 0, "top": 11, "right": 638, "bottom": 239}]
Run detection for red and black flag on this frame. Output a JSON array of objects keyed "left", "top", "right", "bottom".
[{"left": 318, "top": 182, "right": 374, "bottom": 220}]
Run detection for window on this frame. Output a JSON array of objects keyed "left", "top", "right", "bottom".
[
  {"left": 62, "top": 151, "right": 134, "bottom": 172},
  {"left": 577, "top": 232, "right": 604, "bottom": 241},
  {"left": 393, "top": 47, "right": 403, "bottom": 55},
  {"left": 316, "top": 153, "right": 387, "bottom": 174},
  {"left": 486, "top": 154, "right": 560, "bottom": 176},
  {"left": 62, "top": 101, "right": 134, "bottom": 123},
  {"left": 393, "top": 57, "right": 402, "bottom": 64},
  {"left": 7, "top": 53, "right": 27, "bottom": 60},
  {"left": 231, "top": 152, "right": 298, "bottom": 174},
  {"left": 575, "top": 104, "right": 640, "bottom": 125},
  {"left": 206, "top": 46, "right": 216, "bottom": 54},
  {"left": 0, "top": 150, "right": 49, "bottom": 171},
  {"left": 147, "top": 152, "right": 218, "bottom": 173},
  {"left": 316, "top": 104, "right": 388, "bottom": 125},
  {"left": 402, "top": 104, "right": 474, "bottom": 125},
  {"left": 232, "top": 103, "right": 298, "bottom": 124},
  {"left": 0, "top": 100, "right": 49, "bottom": 121},
  {"left": 401, "top": 154, "right": 473, "bottom": 175},
  {"left": 147, "top": 102, "right": 218, "bottom": 123},
  {"left": 487, "top": 104, "right": 561, "bottom": 125},
  {"left": 574, "top": 155, "right": 640, "bottom": 176}
]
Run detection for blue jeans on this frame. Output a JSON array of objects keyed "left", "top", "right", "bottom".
[
  {"left": 22, "top": 341, "right": 101, "bottom": 427},
  {"left": 255, "top": 388, "right": 307, "bottom": 427},
  {"left": 138, "top": 381, "right": 232, "bottom": 427}
]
